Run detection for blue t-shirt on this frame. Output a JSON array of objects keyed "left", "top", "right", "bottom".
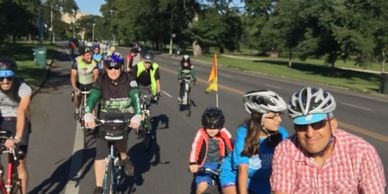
[
  {"left": 220, "top": 125, "right": 288, "bottom": 194},
  {"left": 93, "top": 53, "right": 103, "bottom": 69}
]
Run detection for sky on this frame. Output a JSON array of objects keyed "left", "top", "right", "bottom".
[{"left": 75, "top": 0, "right": 105, "bottom": 16}]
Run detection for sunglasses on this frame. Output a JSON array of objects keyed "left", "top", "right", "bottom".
[
  {"left": 0, "top": 76, "right": 13, "bottom": 82},
  {"left": 107, "top": 65, "right": 121, "bottom": 70},
  {"left": 295, "top": 119, "right": 328, "bottom": 131}
]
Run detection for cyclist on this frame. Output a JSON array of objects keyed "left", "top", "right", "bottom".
[
  {"left": 131, "top": 52, "right": 161, "bottom": 103},
  {"left": 0, "top": 57, "right": 32, "bottom": 194},
  {"left": 92, "top": 44, "right": 103, "bottom": 75},
  {"left": 189, "top": 107, "right": 233, "bottom": 194},
  {"left": 271, "top": 87, "right": 386, "bottom": 193},
  {"left": 177, "top": 55, "right": 196, "bottom": 104},
  {"left": 107, "top": 46, "right": 121, "bottom": 57},
  {"left": 219, "top": 90, "right": 288, "bottom": 194},
  {"left": 125, "top": 47, "right": 140, "bottom": 73},
  {"left": 70, "top": 46, "right": 99, "bottom": 120},
  {"left": 83, "top": 54, "right": 142, "bottom": 194}
]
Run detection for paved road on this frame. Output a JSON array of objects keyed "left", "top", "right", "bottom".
[{"left": 26, "top": 45, "right": 387, "bottom": 193}]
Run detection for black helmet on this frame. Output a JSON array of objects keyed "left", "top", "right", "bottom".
[
  {"left": 0, "top": 57, "right": 17, "bottom": 72},
  {"left": 143, "top": 52, "right": 154, "bottom": 63},
  {"left": 201, "top": 107, "right": 225, "bottom": 129},
  {"left": 79, "top": 46, "right": 92, "bottom": 55}
]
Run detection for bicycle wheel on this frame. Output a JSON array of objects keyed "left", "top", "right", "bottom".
[
  {"left": 103, "top": 159, "right": 115, "bottom": 194},
  {"left": 186, "top": 90, "right": 191, "bottom": 117},
  {"left": 82, "top": 127, "right": 88, "bottom": 148},
  {"left": 142, "top": 118, "right": 152, "bottom": 151}
]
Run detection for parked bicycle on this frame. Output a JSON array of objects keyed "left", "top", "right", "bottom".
[
  {"left": 137, "top": 93, "right": 153, "bottom": 151},
  {"left": 179, "top": 79, "right": 193, "bottom": 117},
  {"left": 0, "top": 131, "right": 22, "bottom": 194},
  {"left": 96, "top": 118, "right": 131, "bottom": 194}
]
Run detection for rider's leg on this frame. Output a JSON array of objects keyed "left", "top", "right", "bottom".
[
  {"left": 222, "top": 186, "right": 237, "bottom": 194},
  {"left": 94, "top": 159, "right": 105, "bottom": 187},
  {"left": 178, "top": 82, "right": 184, "bottom": 102},
  {"left": 17, "top": 158, "right": 28, "bottom": 194},
  {"left": 95, "top": 138, "right": 108, "bottom": 187},
  {"left": 196, "top": 181, "right": 208, "bottom": 194},
  {"left": 117, "top": 140, "right": 134, "bottom": 176}
]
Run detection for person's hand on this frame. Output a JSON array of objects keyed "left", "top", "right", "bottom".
[
  {"left": 73, "top": 88, "right": 81, "bottom": 96},
  {"left": 130, "top": 114, "right": 141, "bottom": 129},
  {"left": 84, "top": 113, "right": 96, "bottom": 128},
  {"left": 189, "top": 164, "right": 199, "bottom": 173},
  {"left": 178, "top": 79, "right": 182, "bottom": 84},
  {"left": 153, "top": 92, "right": 161, "bottom": 102},
  {"left": 4, "top": 139, "right": 15, "bottom": 149}
]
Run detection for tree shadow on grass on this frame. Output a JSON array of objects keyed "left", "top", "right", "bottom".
[{"left": 252, "top": 59, "right": 380, "bottom": 92}]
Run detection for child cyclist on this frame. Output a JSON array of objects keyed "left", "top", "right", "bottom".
[{"left": 189, "top": 107, "right": 233, "bottom": 194}]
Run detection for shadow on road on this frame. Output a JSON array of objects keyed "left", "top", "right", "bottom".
[
  {"left": 28, "top": 148, "right": 95, "bottom": 194},
  {"left": 118, "top": 114, "right": 170, "bottom": 193}
]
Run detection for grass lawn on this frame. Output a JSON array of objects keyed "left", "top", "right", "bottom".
[
  {"left": 0, "top": 42, "right": 59, "bottom": 91},
  {"left": 194, "top": 54, "right": 381, "bottom": 93}
]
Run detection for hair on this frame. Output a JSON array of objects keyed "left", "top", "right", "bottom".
[{"left": 241, "top": 112, "right": 264, "bottom": 156}]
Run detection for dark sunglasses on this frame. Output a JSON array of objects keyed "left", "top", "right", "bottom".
[
  {"left": 295, "top": 119, "right": 328, "bottom": 131},
  {"left": 107, "top": 65, "right": 121, "bottom": 70},
  {"left": 0, "top": 76, "right": 13, "bottom": 82}
]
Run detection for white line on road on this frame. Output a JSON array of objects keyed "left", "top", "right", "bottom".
[
  {"left": 220, "top": 73, "right": 233, "bottom": 78},
  {"left": 161, "top": 90, "right": 173, "bottom": 98},
  {"left": 341, "top": 102, "right": 371, "bottom": 111},
  {"left": 64, "top": 122, "right": 83, "bottom": 194},
  {"left": 264, "top": 84, "right": 282, "bottom": 90}
]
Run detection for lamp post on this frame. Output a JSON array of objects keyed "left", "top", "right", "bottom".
[{"left": 92, "top": 23, "right": 96, "bottom": 42}]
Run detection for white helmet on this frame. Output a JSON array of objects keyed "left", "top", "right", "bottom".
[
  {"left": 288, "top": 87, "right": 336, "bottom": 124},
  {"left": 243, "top": 90, "right": 287, "bottom": 114}
]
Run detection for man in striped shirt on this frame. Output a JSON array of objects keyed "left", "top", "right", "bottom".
[{"left": 270, "top": 87, "right": 386, "bottom": 194}]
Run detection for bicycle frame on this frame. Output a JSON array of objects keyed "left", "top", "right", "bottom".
[
  {"left": 0, "top": 131, "right": 21, "bottom": 194},
  {"left": 102, "top": 142, "right": 122, "bottom": 194},
  {"left": 138, "top": 94, "right": 152, "bottom": 150}
]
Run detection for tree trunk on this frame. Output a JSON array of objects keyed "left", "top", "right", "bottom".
[
  {"left": 382, "top": 49, "right": 385, "bottom": 73},
  {"left": 288, "top": 47, "right": 292, "bottom": 67}
]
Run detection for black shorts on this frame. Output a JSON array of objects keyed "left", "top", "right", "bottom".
[
  {"left": 95, "top": 137, "right": 127, "bottom": 160},
  {"left": 0, "top": 117, "right": 31, "bottom": 158},
  {"left": 76, "top": 83, "right": 93, "bottom": 91}
]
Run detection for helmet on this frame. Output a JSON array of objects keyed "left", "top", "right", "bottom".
[
  {"left": 103, "top": 54, "right": 124, "bottom": 69},
  {"left": 288, "top": 87, "right": 336, "bottom": 125},
  {"left": 92, "top": 44, "right": 100, "bottom": 50},
  {"left": 182, "top": 55, "right": 190, "bottom": 62},
  {"left": 243, "top": 90, "right": 287, "bottom": 114},
  {"left": 201, "top": 107, "right": 225, "bottom": 129},
  {"left": 79, "top": 46, "right": 92, "bottom": 55},
  {"left": 143, "top": 52, "right": 154, "bottom": 63},
  {"left": 130, "top": 47, "right": 138, "bottom": 53},
  {"left": 0, "top": 57, "right": 17, "bottom": 77}
]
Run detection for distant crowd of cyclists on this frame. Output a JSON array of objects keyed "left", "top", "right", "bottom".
[{"left": 0, "top": 38, "right": 385, "bottom": 194}]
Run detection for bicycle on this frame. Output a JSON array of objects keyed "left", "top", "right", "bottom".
[
  {"left": 97, "top": 118, "right": 130, "bottom": 194},
  {"left": 137, "top": 93, "right": 153, "bottom": 151},
  {"left": 0, "top": 131, "right": 22, "bottom": 194},
  {"left": 78, "top": 90, "right": 91, "bottom": 148},
  {"left": 195, "top": 167, "right": 221, "bottom": 194},
  {"left": 179, "top": 79, "right": 193, "bottom": 117}
]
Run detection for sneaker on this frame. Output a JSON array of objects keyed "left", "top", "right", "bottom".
[
  {"left": 93, "top": 187, "right": 103, "bottom": 194},
  {"left": 121, "top": 158, "right": 134, "bottom": 176}
]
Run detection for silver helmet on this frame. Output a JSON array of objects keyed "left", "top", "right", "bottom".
[{"left": 243, "top": 90, "right": 287, "bottom": 114}]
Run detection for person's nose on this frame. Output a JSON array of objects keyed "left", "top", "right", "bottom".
[{"left": 305, "top": 125, "right": 315, "bottom": 138}]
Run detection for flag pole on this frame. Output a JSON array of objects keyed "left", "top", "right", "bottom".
[{"left": 215, "top": 53, "right": 219, "bottom": 108}]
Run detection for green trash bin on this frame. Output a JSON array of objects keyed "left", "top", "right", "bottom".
[
  {"left": 33, "top": 47, "right": 47, "bottom": 68},
  {"left": 379, "top": 73, "right": 388, "bottom": 94}
]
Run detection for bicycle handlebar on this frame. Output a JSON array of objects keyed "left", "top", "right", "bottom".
[{"left": 197, "top": 167, "right": 219, "bottom": 176}]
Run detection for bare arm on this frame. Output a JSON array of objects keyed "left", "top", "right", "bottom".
[
  {"left": 70, "top": 69, "right": 78, "bottom": 90},
  {"left": 93, "top": 68, "right": 99, "bottom": 82},
  {"left": 16, "top": 95, "right": 31, "bottom": 139},
  {"left": 238, "top": 164, "right": 249, "bottom": 194}
]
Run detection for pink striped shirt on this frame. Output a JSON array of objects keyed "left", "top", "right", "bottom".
[{"left": 270, "top": 129, "right": 386, "bottom": 194}]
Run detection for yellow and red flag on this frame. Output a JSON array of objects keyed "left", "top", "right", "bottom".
[{"left": 206, "top": 53, "right": 218, "bottom": 93}]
